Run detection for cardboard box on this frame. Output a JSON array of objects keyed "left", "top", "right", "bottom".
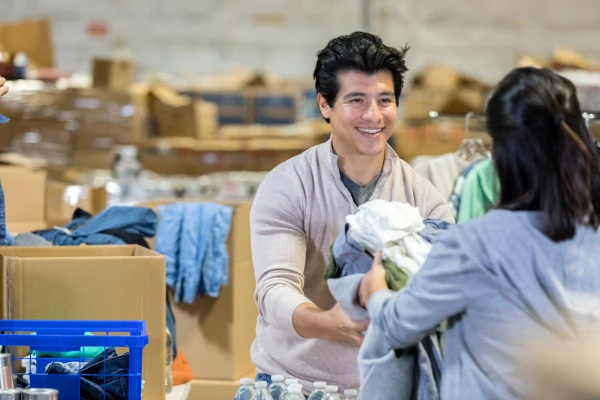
[
  {"left": 252, "top": 88, "right": 300, "bottom": 125},
  {"left": 0, "top": 19, "right": 54, "bottom": 68},
  {"left": 187, "top": 374, "right": 255, "bottom": 400},
  {"left": 394, "top": 121, "right": 465, "bottom": 162},
  {"left": 0, "top": 123, "right": 13, "bottom": 150},
  {"left": 199, "top": 91, "right": 252, "bottom": 125},
  {"left": 414, "top": 64, "right": 461, "bottom": 90},
  {"left": 92, "top": 58, "right": 134, "bottom": 91},
  {"left": 404, "top": 64, "right": 489, "bottom": 121},
  {"left": 0, "top": 245, "right": 166, "bottom": 400},
  {"left": 154, "top": 101, "right": 218, "bottom": 139},
  {"left": 402, "top": 87, "right": 485, "bottom": 121},
  {"left": 149, "top": 86, "right": 219, "bottom": 138},
  {"left": 46, "top": 180, "right": 108, "bottom": 226},
  {"left": 0, "top": 166, "right": 46, "bottom": 231},
  {"left": 140, "top": 199, "right": 256, "bottom": 380},
  {"left": 69, "top": 149, "right": 116, "bottom": 170}
]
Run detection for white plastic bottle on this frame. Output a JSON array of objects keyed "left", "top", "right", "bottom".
[
  {"left": 269, "top": 375, "right": 286, "bottom": 400},
  {"left": 165, "top": 328, "right": 173, "bottom": 394},
  {"left": 255, "top": 381, "right": 274, "bottom": 400},
  {"left": 307, "top": 381, "right": 327, "bottom": 400},
  {"left": 285, "top": 385, "right": 306, "bottom": 400},
  {"left": 343, "top": 389, "right": 358, "bottom": 400},
  {"left": 324, "top": 385, "right": 342, "bottom": 400},
  {"left": 234, "top": 378, "right": 256, "bottom": 400},
  {"left": 281, "top": 379, "right": 299, "bottom": 399}
]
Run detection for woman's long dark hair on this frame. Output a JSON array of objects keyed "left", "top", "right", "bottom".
[{"left": 486, "top": 67, "right": 600, "bottom": 241}]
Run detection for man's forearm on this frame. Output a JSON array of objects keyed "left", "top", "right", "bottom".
[{"left": 292, "top": 302, "right": 329, "bottom": 339}]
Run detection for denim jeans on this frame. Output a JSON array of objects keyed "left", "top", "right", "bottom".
[
  {"left": 47, "top": 347, "right": 129, "bottom": 400},
  {"left": 0, "top": 180, "right": 8, "bottom": 246},
  {"left": 156, "top": 202, "right": 233, "bottom": 303},
  {"left": 255, "top": 374, "right": 308, "bottom": 399}
]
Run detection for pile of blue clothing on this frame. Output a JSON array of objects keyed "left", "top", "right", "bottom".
[
  {"left": 28, "top": 207, "right": 158, "bottom": 246},
  {"left": 44, "top": 347, "right": 133, "bottom": 400},
  {"left": 156, "top": 202, "right": 233, "bottom": 304}
]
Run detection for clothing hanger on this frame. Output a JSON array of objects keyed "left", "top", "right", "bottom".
[
  {"left": 582, "top": 112, "right": 600, "bottom": 151},
  {"left": 456, "top": 112, "right": 490, "bottom": 162}
]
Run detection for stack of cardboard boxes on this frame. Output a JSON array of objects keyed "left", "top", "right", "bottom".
[
  {"left": 187, "top": 69, "right": 303, "bottom": 127},
  {"left": 395, "top": 65, "right": 491, "bottom": 162},
  {"left": 0, "top": 161, "right": 108, "bottom": 233},
  {"left": 402, "top": 64, "right": 489, "bottom": 122},
  {"left": 0, "top": 85, "right": 148, "bottom": 170}
]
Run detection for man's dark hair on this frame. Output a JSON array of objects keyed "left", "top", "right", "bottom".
[
  {"left": 486, "top": 67, "right": 600, "bottom": 241},
  {"left": 313, "top": 32, "right": 410, "bottom": 123}
]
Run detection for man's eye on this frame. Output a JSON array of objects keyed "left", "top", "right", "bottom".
[{"left": 350, "top": 98, "right": 362, "bottom": 103}]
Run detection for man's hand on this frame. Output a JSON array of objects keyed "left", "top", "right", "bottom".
[
  {"left": 0, "top": 76, "right": 8, "bottom": 97},
  {"left": 292, "top": 302, "right": 369, "bottom": 347},
  {"left": 359, "top": 251, "right": 388, "bottom": 308},
  {"left": 321, "top": 303, "right": 369, "bottom": 346}
]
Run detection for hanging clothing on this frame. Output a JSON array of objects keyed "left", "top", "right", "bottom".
[
  {"left": 447, "top": 158, "right": 486, "bottom": 220},
  {"left": 414, "top": 153, "right": 470, "bottom": 200},
  {"left": 456, "top": 158, "right": 500, "bottom": 223},
  {"left": 155, "top": 202, "right": 233, "bottom": 303},
  {"left": 326, "top": 201, "right": 452, "bottom": 400}
]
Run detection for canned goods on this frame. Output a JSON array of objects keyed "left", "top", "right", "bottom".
[
  {"left": 21, "top": 389, "right": 58, "bottom": 400},
  {"left": 0, "top": 389, "right": 21, "bottom": 400},
  {"left": 0, "top": 354, "right": 14, "bottom": 389}
]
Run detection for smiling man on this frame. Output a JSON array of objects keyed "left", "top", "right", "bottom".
[{"left": 251, "top": 32, "right": 453, "bottom": 394}]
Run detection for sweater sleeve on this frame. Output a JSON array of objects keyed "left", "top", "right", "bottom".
[{"left": 250, "top": 167, "right": 313, "bottom": 338}]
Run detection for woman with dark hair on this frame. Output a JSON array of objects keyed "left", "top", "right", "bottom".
[{"left": 359, "top": 67, "right": 600, "bottom": 399}]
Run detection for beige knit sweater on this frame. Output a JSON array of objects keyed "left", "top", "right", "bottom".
[{"left": 250, "top": 138, "right": 453, "bottom": 393}]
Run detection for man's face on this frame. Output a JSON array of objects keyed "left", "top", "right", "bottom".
[{"left": 319, "top": 70, "right": 397, "bottom": 157}]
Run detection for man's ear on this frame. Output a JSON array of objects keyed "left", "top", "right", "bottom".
[{"left": 317, "top": 93, "right": 331, "bottom": 121}]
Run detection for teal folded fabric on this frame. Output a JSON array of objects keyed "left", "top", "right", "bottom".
[{"left": 32, "top": 332, "right": 105, "bottom": 359}]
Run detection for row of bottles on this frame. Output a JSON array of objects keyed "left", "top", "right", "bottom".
[{"left": 234, "top": 377, "right": 358, "bottom": 400}]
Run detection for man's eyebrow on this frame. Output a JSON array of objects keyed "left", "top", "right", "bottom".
[
  {"left": 380, "top": 91, "right": 394, "bottom": 97},
  {"left": 343, "top": 92, "right": 365, "bottom": 99}
]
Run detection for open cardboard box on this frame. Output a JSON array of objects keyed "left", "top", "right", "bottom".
[
  {"left": 140, "top": 198, "right": 257, "bottom": 382},
  {"left": 0, "top": 245, "right": 166, "bottom": 400}
]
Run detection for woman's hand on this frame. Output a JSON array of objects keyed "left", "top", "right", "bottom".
[
  {"left": 0, "top": 76, "right": 8, "bottom": 97},
  {"left": 359, "top": 251, "right": 388, "bottom": 308}
]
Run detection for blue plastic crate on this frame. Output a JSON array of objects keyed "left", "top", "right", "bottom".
[{"left": 0, "top": 320, "right": 148, "bottom": 400}]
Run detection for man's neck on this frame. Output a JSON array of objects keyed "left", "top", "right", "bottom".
[{"left": 332, "top": 140, "right": 385, "bottom": 187}]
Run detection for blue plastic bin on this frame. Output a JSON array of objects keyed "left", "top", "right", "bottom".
[{"left": 0, "top": 320, "right": 148, "bottom": 400}]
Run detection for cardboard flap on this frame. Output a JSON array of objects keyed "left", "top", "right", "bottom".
[{"left": 149, "top": 85, "right": 191, "bottom": 108}]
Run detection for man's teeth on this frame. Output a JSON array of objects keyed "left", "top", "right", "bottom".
[{"left": 358, "top": 128, "right": 382, "bottom": 134}]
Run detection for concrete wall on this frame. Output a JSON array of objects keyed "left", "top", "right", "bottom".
[{"left": 2, "top": 0, "right": 599, "bottom": 84}]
